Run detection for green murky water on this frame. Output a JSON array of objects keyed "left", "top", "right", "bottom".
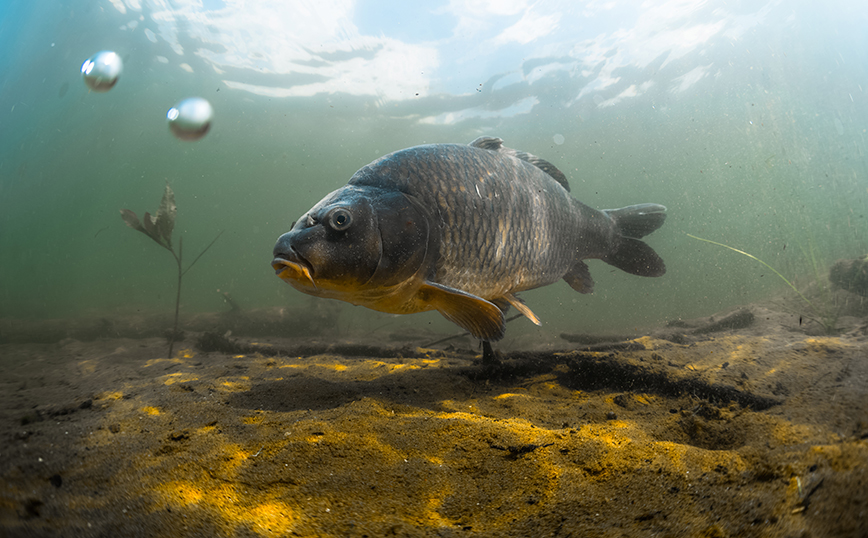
[{"left": 1, "top": 0, "right": 866, "bottom": 340}]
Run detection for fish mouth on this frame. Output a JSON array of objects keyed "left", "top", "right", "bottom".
[{"left": 271, "top": 252, "right": 317, "bottom": 289}]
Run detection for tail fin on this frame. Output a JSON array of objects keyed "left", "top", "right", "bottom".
[
  {"left": 602, "top": 204, "right": 667, "bottom": 277},
  {"left": 604, "top": 203, "right": 666, "bottom": 239}
]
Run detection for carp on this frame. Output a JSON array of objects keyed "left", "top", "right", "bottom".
[{"left": 272, "top": 137, "right": 666, "bottom": 340}]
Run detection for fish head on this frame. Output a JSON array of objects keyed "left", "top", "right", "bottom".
[{"left": 272, "top": 185, "right": 434, "bottom": 303}]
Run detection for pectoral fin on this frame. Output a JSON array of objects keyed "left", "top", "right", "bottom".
[{"left": 418, "top": 282, "right": 505, "bottom": 340}]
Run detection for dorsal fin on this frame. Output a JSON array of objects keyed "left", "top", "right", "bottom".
[
  {"left": 469, "top": 136, "right": 571, "bottom": 192},
  {"left": 469, "top": 136, "right": 505, "bottom": 151}
]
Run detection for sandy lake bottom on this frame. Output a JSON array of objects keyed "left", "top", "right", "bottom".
[{"left": 1, "top": 294, "right": 867, "bottom": 537}]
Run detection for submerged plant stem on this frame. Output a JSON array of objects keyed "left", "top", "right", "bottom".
[
  {"left": 168, "top": 237, "right": 184, "bottom": 359},
  {"left": 166, "top": 232, "right": 223, "bottom": 358}
]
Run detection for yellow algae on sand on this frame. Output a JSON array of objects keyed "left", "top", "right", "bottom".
[
  {"left": 632, "top": 335, "right": 657, "bottom": 349},
  {"left": 77, "top": 359, "right": 98, "bottom": 375},
  {"left": 493, "top": 392, "right": 531, "bottom": 401},
  {"left": 220, "top": 377, "right": 251, "bottom": 392},
  {"left": 163, "top": 481, "right": 204, "bottom": 506},
  {"left": 247, "top": 501, "right": 296, "bottom": 534},
  {"left": 241, "top": 414, "right": 264, "bottom": 425},
  {"left": 157, "top": 480, "right": 297, "bottom": 535},
  {"left": 318, "top": 362, "right": 348, "bottom": 371},
  {"left": 96, "top": 390, "right": 123, "bottom": 401},
  {"left": 144, "top": 357, "right": 185, "bottom": 368},
  {"left": 160, "top": 372, "right": 199, "bottom": 385},
  {"left": 805, "top": 337, "right": 844, "bottom": 352}
]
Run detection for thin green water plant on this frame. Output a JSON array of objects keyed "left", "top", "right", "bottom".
[
  {"left": 121, "top": 184, "right": 223, "bottom": 357},
  {"left": 686, "top": 233, "right": 839, "bottom": 334}
]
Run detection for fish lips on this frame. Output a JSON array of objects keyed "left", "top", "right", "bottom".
[{"left": 272, "top": 244, "right": 317, "bottom": 289}]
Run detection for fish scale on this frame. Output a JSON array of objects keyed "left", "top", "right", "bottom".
[{"left": 392, "top": 145, "right": 573, "bottom": 297}]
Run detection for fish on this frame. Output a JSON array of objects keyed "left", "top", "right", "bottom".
[
  {"left": 829, "top": 254, "right": 868, "bottom": 297},
  {"left": 272, "top": 137, "right": 667, "bottom": 341}
]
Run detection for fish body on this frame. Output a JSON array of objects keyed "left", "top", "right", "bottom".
[
  {"left": 829, "top": 255, "right": 868, "bottom": 296},
  {"left": 272, "top": 137, "right": 667, "bottom": 340}
]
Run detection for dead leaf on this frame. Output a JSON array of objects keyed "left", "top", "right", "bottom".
[
  {"left": 142, "top": 211, "right": 160, "bottom": 244},
  {"left": 119, "top": 209, "right": 145, "bottom": 233},
  {"left": 120, "top": 187, "right": 177, "bottom": 251},
  {"left": 156, "top": 184, "right": 176, "bottom": 247}
]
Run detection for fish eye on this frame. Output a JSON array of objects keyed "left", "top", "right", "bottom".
[{"left": 328, "top": 208, "right": 352, "bottom": 231}]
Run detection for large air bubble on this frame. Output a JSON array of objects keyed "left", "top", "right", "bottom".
[{"left": 167, "top": 97, "right": 214, "bottom": 141}]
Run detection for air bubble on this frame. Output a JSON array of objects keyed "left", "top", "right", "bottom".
[
  {"left": 81, "top": 51, "right": 123, "bottom": 92},
  {"left": 167, "top": 97, "right": 214, "bottom": 141}
]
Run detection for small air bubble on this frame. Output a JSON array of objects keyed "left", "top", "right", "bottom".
[{"left": 81, "top": 51, "right": 123, "bottom": 92}]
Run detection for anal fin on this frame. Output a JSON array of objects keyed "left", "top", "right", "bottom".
[
  {"left": 418, "top": 282, "right": 505, "bottom": 341},
  {"left": 563, "top": 261, "right": 595, "bottom": 294},
  {"left": 504, "top": 293, "right": 542, "bottom": 326}
]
